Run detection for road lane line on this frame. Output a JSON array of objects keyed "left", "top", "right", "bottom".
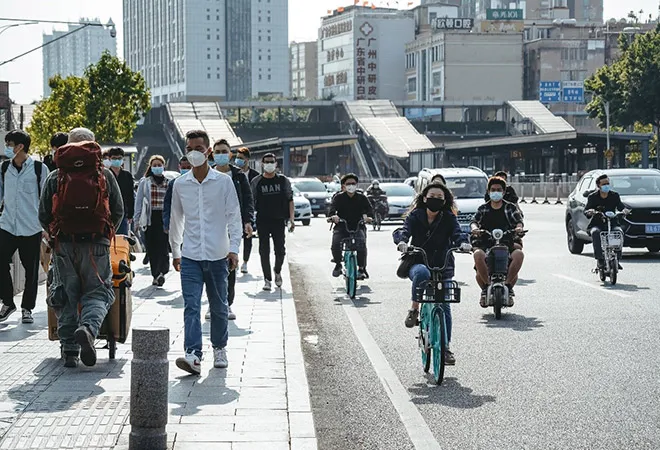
[
  {"left": 552, "top": 274, "right": 630, "bottom": 298},
  {"left": 334, "top": 284, "right": 442, "bottom": 450}
]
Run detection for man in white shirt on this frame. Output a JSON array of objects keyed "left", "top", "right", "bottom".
[{"left": 169, "top": 130, "right": 242, "bottom": 375}]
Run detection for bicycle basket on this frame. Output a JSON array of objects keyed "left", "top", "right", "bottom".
[
  {"left": 415, "top": 280, "right": 461, "bottom": 303},
  {"left": 341, "top": 236, "right": 363, "bottom": 252},
  {"left": 600, "top": 231, "right": 623, "bottom": 250}
]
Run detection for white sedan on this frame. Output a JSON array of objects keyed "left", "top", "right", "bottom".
[
  {"left": 293, "top": 186, "right": 312, "bottom": 226},
  {"left": 379, "top": 183, "right": 416, "bottom": 220}
]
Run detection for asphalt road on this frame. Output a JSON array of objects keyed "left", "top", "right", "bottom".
[{"left": 287, "top": 204, "right": 660, "bottom": 450}]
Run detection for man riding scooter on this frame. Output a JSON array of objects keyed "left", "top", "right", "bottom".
[
  {"left": 366, "top": 180, "right": 388, "bottom": 224},
  {"left": 471, "top": 176, "right": 525, "bottom": 307}
]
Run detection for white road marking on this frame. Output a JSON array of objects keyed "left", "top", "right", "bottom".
[
  {"left": 552, "top": 274, "right": 630, "bottom": 298},
  {"left": 331, "top": 278, "right": 442, "bottom": 450}
]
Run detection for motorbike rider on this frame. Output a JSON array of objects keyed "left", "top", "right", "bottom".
[
  {"left": 484, "top": 171, "right": 519, "bottom": 204},
  {"left": 329, "top": 174, "right": 373, "bottom": 280},
  {"left": 393, "top": 182, "right": 472, "bottom": 365},
  {"left": 584, "top": 174, "right": 630, "bottom": 268},
  {"left": 471, "top": 176, "right": 525, "bottom": 307},
  {"left": 366, "top": 180, "right": 386, "bottom": 197},
  {"left": 366, "top": 179, "right": 388, "bottom": 219}
]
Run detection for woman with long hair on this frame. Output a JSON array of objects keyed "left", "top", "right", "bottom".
[
  {"left": 393, "top": 182, "right": 471, "bottom": 365},
  {"left": 134, "top": 155, "right": 171, "bottom": 286}
]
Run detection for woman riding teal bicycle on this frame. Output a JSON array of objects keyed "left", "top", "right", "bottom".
[{"left": 393, "top": 182, "right": 471, "bottom": 365}]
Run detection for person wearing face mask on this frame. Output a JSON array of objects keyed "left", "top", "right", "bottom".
[
  {"left": 250, "top": 153, "right": 295, "bottom": 291},
  {"left": 329, "top": 174, "right": 373, "bottom": 280},
  {"left": 471, "top": 177, "right": 525, "bottom": 307},
  {"left": 105, "top": 147, "right": 135, "bottom": 236},
  {"left": 134, "top": 155, "right": 170, "bottom": 286},
  {"left": 234, "top": 147, "right": 259, "bottom": 274},
  {"left": 0, "top": 129, "right": 50, "bottom": 324},
  {"left": 207, "top": 139, "right": 254, "bottom": 321},
  {"left": 169, "top": 130, "right": 242, "bottom": 374},
  {"left": 584, "top": 174, "right": 630, "bottom": 269},
  {"left": 163, "top": 155, "right": 191, "bottom": 233},
  {"left": 393, "top": 182, "right": 471, "bottom": 364},
  {"left": 43, "top": 132, "right": 68, "bottom": 171}
]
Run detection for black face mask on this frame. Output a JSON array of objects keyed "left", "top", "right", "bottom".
[{"left": 425, "top": 198, "right": 445, "bottom": 212}]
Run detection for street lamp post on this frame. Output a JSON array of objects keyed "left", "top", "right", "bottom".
[{"left": 604, "top": 100, "right": 612, "bottom": 169}]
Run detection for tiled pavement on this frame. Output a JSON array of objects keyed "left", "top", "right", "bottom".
[{"left": 0, "top": 257, "right": 317, "bottom": 449}]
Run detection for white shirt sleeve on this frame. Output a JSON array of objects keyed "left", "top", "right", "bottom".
[
  {"left": 169, "top": 180, "right": 185, "bottom": 259},
  {"left": 224, "top": 176, "right": 242, "bottom": 254}
]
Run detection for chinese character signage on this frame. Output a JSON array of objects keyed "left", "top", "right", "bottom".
[
  {"left": 480, "top": 20, "right": 524, "bottom": 33},
  {"left": 486, "top": 9, "right": 524, "bottom": 20},
  {"left": 322, "top": 20, "right": 353, "bottom": 39},
  {"left": 324, "top": 71, "right": 349, "bottom": 87},
  {"left": 327, "top": 47, "right": 345, "bottom": 62},
  {"left": 431, "top": 18, "right": 474, "bottom": 30},
  {"left": 539, "top": 81, "right": 562, "bottom": 103},
  {"left": 562, "top": 81, "right": 584, "bottom": 103},
  {"left": 355, "top": 21, "right": 378, "bottom": 100}
]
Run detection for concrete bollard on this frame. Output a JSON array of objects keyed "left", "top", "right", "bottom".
[
  {"left": 542, "top": 184, "right": 550, "bottom": 204},
  {"left": 555, "top": 185, "right": 564, "bottom": 205},
  {"left": 519, "top": 185, "right": 526, "bottom": 203},
  {"left": 531, "top": 185, "right": 538, "bottom": 204},
  {"left": 129, "top": 327, "right": 170, "bottom": 450}
]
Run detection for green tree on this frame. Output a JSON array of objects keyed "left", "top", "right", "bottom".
[
  {"left": 27, "top": 75, "right": 89, "bottom": 153},
  {"left": 584, "top": 59, "right": 632, "bottom": 129},
  {"left": 85, "top": 51, "right": 151, "bottom": 144}
]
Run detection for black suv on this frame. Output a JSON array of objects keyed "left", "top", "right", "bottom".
[{"left": 566, "top": 168, "right": 660, "bottom": 254}]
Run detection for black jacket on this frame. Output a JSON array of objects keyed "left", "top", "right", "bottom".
[
  {"left": 585, "top": 190, "right": 625, "bottom": 229},
  {"left": 228, "top": 165, "right": 255, "bottom": 225},
  {"left": 393, "top": 208, "right": 466, "bottom": 278},
  {"left": 111, "top": 169, "right": 135, "bottom": 220},
  {"left": 329, "top": 191, "right": 373, "bottom": 230}
]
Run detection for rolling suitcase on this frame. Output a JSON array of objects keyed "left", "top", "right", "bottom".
[{"left": 48, "top": 235, "right": 135, "bottom": 360}]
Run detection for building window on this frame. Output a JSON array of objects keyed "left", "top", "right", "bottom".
[
  {"left": 259, "top": 74, "right": 262, "bottom": 80},
  {"left": 207, "top": 74, "right": 211, "bottom": 79},
  {"left": 207, "top": 34, "right": 211, "bottom": 40},
  {"left": 267, "top": 36, "right": 271, "bottom": 42},
  {"left": 408, "top": 77, "right": 417, "bottom": 93},
  {"left": 579, "top": 47, "right": 587, "bottom": 60},
  {"left": 268, "top": 74, "right": 271, "bottom": 80}
]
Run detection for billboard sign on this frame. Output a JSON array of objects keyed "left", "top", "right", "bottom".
[
  {"left": 480, "top": 20, "right": 525, "bottom": 33},
  {"left": 562, "top": 81, "right": 584, "bottom": 103},
  {"left": 432, "top": 18, "right": 474, "bottom": 30},
  {"left": 539, "top": 81, "right": 561, "bottom": 103},
  {"left": 486, "top": 9, "right": 524, "bottom": 20}
]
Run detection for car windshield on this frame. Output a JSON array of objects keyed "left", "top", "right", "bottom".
[
  {"left": 292, "top": 186, "right": 303, "bottom": 197},
  {"left": 610, "top": 174, "right": 660, "bottom": 196},
  {"left": 381, "top": 184, "right": 415, "bottom": 197},
  {"left": 443, "top": 177, "right": 487, "bottom": 198},
  {"left": 293, "top": 180, "right": 326, "bottom": 192}
]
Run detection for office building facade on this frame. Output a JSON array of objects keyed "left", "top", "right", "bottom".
[
  {"left": 290, "top": 41, "right": 318, "bottom": 99},
  {"left": 123, "top": 0, "right": 289, "bottom": 105},
  {"left": 42, "top": 18, "right": 117, "bottom": 97}
]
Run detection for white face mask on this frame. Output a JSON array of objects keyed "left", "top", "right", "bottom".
[
  {"left": 263, "top": 163, "right": 277, "bottom": 173},
  {"left": 187, "top": 150, "right": 208, "bottom": 168},
  {"left": 346, "top": 185, "right": 357, "bottom": 194},
  {"left": 102, "top": 159, "right": 112, "bottom": 168}
]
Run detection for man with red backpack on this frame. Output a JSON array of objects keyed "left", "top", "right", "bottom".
[{"left": 39, "top": 128, "right": 124, "bottom": 368}]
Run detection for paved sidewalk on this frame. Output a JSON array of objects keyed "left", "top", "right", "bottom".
[{"left": 0, "top": 257, "right": 316, "bottom": 450}]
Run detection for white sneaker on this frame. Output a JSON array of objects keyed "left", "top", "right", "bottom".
[
  {"left": 213, "top": 347, "right": 228, "bottom": 368},
  {"left": 228, "top": 307, "right": 236, "bottom": 320},
  {"left": 176, "top": 352, "right": 201, "bottom": 375},
  {"left": 263, "top": 280, "right": 272, "bottom": 291},
  {"left": 274, "top": 273, "right": 283, "bottom": 288},
  {"left": 240, "top": 262, "right": 248, "bottom": 274},
  {"left": 205, "top": 308, "right": 211, "bottom": 320}
]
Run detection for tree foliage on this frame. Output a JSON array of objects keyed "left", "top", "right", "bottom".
[
  {"left": 585, "top": 24, "right": 660, "bottom": 158},
  {"left": 27, "top": 52, "right": 151, "bottom": 154}
]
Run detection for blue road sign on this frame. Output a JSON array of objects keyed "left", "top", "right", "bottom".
[
  {"left": 562, "top": 81, "right": 584, "bottom": 103},
  {"left": 539, "top": 81, "right": 561, "bottom": 103}
]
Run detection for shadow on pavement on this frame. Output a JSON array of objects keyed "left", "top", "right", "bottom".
[
  {"left": 515, "top": 278, "right": 536, "bottom": 286},
  {"left": 0, "top": 311, "right": 46, "bottom": 341},
  {"left": 157, "top": 295, "right": 184, "bottom": 308},
  {"left": 169, "top": 372, "right": 239, "bottom": 416},
  {"left": 480, "top": 313, "right": 544, "bottom": 332},
  {"left": 409, "top": 378, "right": 496, "bottom": 409},
  {"left": 599, "top": 283, "right": 651, "bottom": 293}
]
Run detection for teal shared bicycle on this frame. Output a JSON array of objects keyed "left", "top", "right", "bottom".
[
  {"left": 330, "top": 219, "right": 365, "bottom": 299},
  {"left": 408, "top": 246, "right": 462, "bottom": 385}
]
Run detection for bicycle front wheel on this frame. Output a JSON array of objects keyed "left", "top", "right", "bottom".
[
  {"left": 345, "top": 252, "right": 358, "bottom": 299},
  {"left": 431, "top": 307, "right": 446, "bottom": 385},
  {"left": 610, "top": 258, "right": 618, "bottom": 285},
  {"left": 419, "top": 305, "right": 431, "bottom": 373}
]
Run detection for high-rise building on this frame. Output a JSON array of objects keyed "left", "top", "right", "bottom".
[
  {"left": 42, "top": 18, "right": 117, "bottom": 97},
  {"left": 123, "top": 0, "right": 289, "bottom": 105},
  {"left": 290, "top": 41, "right": 318, "bottom": 99}
]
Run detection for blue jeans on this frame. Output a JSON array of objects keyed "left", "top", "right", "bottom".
[
  {"left": 409, "top": 264, "right": 453, "bottom": 344},
  {"left": 116, "top": 217, "right": 129, "bottom": 236},
  {"left": 181, "top": 257, "right": 229, "bottom": 358},
  {"left": 55, "top": 242, "right": 115, "bottom": 355}
]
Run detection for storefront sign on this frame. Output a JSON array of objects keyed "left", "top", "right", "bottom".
[
  {"left": 355, "top": 21, "right": 378, "bottom": 100},
  {"left": 432, "top": 18, "right": 474, "bottom": 30},
  {"left": 322, "top": 20, "right": 353, "bottom": 39},
  {"left": 324, "top": 71, "right": 349, "bottom": 87},
  {"left": 326, "top": 47, "right": 346, "bottom": 62},
  {"left": 480, "top": 20, "right": 524, "bottom": 33},
  {"left": 486, "top": 9, "right": 524, "bottom": 20}
]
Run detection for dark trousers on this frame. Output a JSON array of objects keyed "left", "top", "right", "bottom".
[
  {"left": 0, "top": 229, "right": 41, "bottom": 310},
  {"left": 145, "top": 211, "right": 170, "bottom": 278},
  {"left": 257, "top": 219, "right": 286, "bottom": 281},
  {"left": 228, "top": 267, "right": 236, "bottom": 306},
  {"left": 243, "top": 235, "right": 253, "bottom": 262},
  {"left": 331, "top": 227, "right": 367, "bottom": 268},
  {"left": 591, "top": 226, "right": 623, "bottom": 261}
]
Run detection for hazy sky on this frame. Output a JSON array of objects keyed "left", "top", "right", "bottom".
[{"left": 0, "top": 0, "right": 657, "bottom": 103}]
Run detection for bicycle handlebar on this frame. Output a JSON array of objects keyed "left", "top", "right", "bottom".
[
  {"left": 327, "top": 218, "right": 366, "bottom": 233},
  {"left": 406, "top": 245, "right": 468, "bottom": 272}
]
